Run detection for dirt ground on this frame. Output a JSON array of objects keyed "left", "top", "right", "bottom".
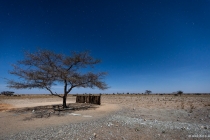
[
  {"left": 0, "top": 94, "right": 210, "bottom": 139},
  {"left": 0, "top": 95, "right": 120, "bottom": 136}
]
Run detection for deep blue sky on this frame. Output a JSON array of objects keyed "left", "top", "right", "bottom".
[{"left": 0, "top": 0, "right": 210, "bottom": 94}]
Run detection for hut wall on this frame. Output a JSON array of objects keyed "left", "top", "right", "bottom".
[{"left": 76, "top": 95, "right": 101, "bottom": 105}]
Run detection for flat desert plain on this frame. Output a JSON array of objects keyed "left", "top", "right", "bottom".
[{"left": 0, "top": 94, "right": 210, "bottom": 140}]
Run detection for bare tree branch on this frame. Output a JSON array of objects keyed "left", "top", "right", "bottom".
[{"left": 45, "top": 87, "right": 63, "bottom": 98}]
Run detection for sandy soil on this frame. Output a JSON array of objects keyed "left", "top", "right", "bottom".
[
  {"left": 0, "top": 94, "right": 210, "bottom": 139},
  {"left": 0, "top": 95, "right": 120, "bottom": 137}
]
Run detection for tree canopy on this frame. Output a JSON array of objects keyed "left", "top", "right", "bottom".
[{"left": 7, "top": 49, "right": 108, "bottom": 108}]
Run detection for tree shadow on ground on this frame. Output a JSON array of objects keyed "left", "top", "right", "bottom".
[{"left": 9, "top": 103, "right": 99, "bottom": 121}]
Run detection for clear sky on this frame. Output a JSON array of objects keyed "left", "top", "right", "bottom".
[{"left": 0, "top": 0, "right": 210, "bottom": 94}]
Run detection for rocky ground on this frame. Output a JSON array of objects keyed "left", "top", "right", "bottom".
[{"left": 0, "top": 94, "right": 210, "bottom": 140}]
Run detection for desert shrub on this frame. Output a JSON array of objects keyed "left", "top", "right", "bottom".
[
  {"left": 1, "top": 91, "right": 14, "bottom": 96},
  {"left": 145, "top": 90, "right": 152, "bottom": 94},
  {"left": 181, "top": 101, "right": 184, "bottom": 109},
  {"left": 189, "top": 103, "right": 195, "bottom": 113},
  {"left": 177, "top": 90, "right": 183, "bottom": 96},
  {"left": 204, "top": 103, "right": 210, "bottom": 106}
]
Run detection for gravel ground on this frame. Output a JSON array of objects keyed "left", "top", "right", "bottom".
[
  {"left": 1, "top": 94, "right": 210, "bottom": 140},
  {"left": 2, "top": 107, "right": 210, "bottom": 140}
]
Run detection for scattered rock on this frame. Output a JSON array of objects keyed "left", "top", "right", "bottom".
[
  {"left": 58, "top": 130, "right": 63, "bottom": 133},
  {"left": 135, "top": 128, "right": 140, "bottom": 131},
  {"left": 107, "top": 122, "right": 113, "bottom": 127},
  {"left": 93, "top": 133, "right": 96, "bottom": 138},
  {"left": 70, "top": 113, "right": 81, "bottom": 116},
  {"left": 181, "top": 127, "right": 185, "bottom": 130},
  {"left": 83, "top": 115, "right": 92, "bottom": 117},
  {"left": 201, "top": 126, "right": 208, "bottom": 129}
]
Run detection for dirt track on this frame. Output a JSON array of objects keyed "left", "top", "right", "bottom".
[{"left": 0, "top": 95, "right": 120, "bottom": 137}]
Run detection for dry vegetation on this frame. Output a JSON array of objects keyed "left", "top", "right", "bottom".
[
  {"left": 103, "top": 94, "right": 210, "bottom": 123},
  {"left": 0, "top": 94, "right": 210, "bottom": 139}
]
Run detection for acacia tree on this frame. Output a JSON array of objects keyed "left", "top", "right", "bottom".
[
  {"left": 145, "top": 90, "right": 152, "bottom": 94},
  {"left": 7, "top": 49, "right": 108, "bottom": 108},
  {"left": 177, "top": 90, "right": 183, "bottom": 96}
]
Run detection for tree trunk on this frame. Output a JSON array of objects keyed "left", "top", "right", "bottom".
[{"left": 63, "top": 95, "right": 67, "bottom": 108}]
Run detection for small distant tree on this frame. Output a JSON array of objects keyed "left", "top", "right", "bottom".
[
  {"left": 1, "top": 91, "right": 14, "bottom": 96},
  {"left": 145, "top": 90, "right": 152, "bottom": 94},
  {"left": 177, "top": 90, "right": 183, "bottom": 96},
  {"left": 7, "top": 49, "right": 108, "bottom": 108}
]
